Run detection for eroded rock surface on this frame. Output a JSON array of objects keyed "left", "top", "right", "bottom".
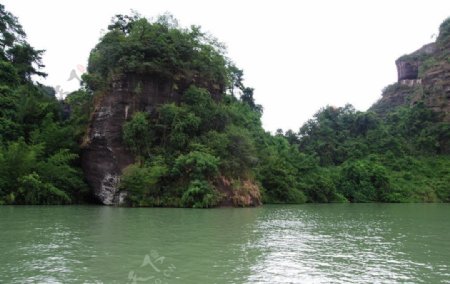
[{"left": 82, "top": 76, "right": 177, "bottom": 205}]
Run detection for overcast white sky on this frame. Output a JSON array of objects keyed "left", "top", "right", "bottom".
[{"left": 3, "top": 0, "right": 449, "bottom": 132}]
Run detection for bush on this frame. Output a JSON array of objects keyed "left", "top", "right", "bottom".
[
  {"left": 17, "top": 173, "right": 71, "bottom": 205},
  {"left": 172, "top": 151, "right": 219, "bottom": 180},
  {"left": 181, "top": 180, "right": 221, "bottom": 208},
  {"left": 120, "top": 160, "right": 168, "bottom": 206},
  {"left": 338, "top": 159, "right": 391, "bottom": 202},
  {"left": 301, "top": 168, "right": 344, "bottom": 203}
]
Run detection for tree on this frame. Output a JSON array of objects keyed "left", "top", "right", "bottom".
[
  {"left": 0, "top": 5, "right": 87, "bottom": 205},
  {"left": 240, "top": 87, "right": 262, "bottom": 113},
  {"left": 0, "top": 4, "right": 25, "bottom": 53},
  {"left": 123, "top": 112, "right": 153, "bottom": 160},
  {"left": 7, "top": 43, "right": 46, "bottom": 81},
  {"left": 172, "top": 150, "right": 219, "bottom": 180},
  {"left": 338, "top": 159, "right": 391, "bottom": 202}
]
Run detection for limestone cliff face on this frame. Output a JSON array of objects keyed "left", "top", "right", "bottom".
[
  {"left": 371, "top": 38, "right": 450, "bottom": 121},
  {"left": 82, "top": 75, "right": 178, "bottom": 205}
]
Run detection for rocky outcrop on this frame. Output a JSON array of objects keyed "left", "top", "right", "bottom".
[
  {"left": 82, "top": 75, "right": 178, "bottom": 205},
  {"left": 81, "top": 74, "right": 236, "bottom": 205},
  {"left": 395, "top": 43, "right": 436, "bottom": 81},
  {"left": 371, "top": 36, "right": 449, "bottom": 121},
  {"left": 396, "top": 60, "right": 419, "bottom": 81}
]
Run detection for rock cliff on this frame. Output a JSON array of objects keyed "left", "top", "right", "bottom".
[
  {"left": 80, "top": 14, "right": 265, "bottom": 207},
  {"left": 371, "top": 19, "right": 450, "bottom": 121},
  {"left": 82, "top": 75, "right": 179, "bottom": 204},
  {"left": 395, "top": 43, "right": 436, "bottom": 81}
]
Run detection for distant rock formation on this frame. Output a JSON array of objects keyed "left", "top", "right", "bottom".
[
  {"left": 396, "top": 43, "right": 436, "bottom": 81},
  {"left": 371, "top": 23, "right": 449, "bottom": 122}
]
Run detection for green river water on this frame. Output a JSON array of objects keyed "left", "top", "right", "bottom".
[{"left": 0, "top": 204, "right": 449, "bottom": 283}]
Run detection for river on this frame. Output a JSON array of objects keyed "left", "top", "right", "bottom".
[{"left": 0, "top": 204, "right": 449, "bottom": 283}]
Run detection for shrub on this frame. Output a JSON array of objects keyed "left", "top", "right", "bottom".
[
  {"left": 120, "top": 159, "right": 168, "bottom": 206},
  {"left": 17, "top": 173, "right": 71, "bottom": 205},
  {"left": 181, "top": 180, "right": 221, "bottom": 208},
  {"left": 338, "top": 159, "right": 391, "bottom": 202},
  {"left": 172, "top": 151, "right": 219, "bottom": 180}
]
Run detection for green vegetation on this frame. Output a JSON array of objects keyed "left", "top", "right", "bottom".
[
  {"left": 437, "top": 17, "right": 450, "bottom": 46},
  {"left": 118, "top": 85, "right": 264, "bottom": 207},
  {"left": 81, "top": 14, "right": 269, "bottom": 207},
  {"left": 0, "top": 7, "right": 449, "bottom": 206},
  {"left": 0, "top": 4, "right": 87, "bottom": 205},
  {"left": 286, "top": 103, "right": 450, "bottom": 203},
  {"left": 83, "top": 12, "right": 231, "bottom": 95}
]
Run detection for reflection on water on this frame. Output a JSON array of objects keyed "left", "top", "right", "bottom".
[
  {"left": 0, "top": 204, "right": 449, "bottom": 283},
  {"left": 247, "top": 205, "right": 450, "bottom": 283}
]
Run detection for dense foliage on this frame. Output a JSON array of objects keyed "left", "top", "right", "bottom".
[
  {"left": 0, "top": 4, "right": 88, "bottom": 204},
  {"left": 119, "top": 85, "right": 266, "bottom": 207},
  {"left": 83, "top": 13, "right": 233, "bottom": 95},
  {"left": 287, "top": 104, "right": 450, "bottom": 203},
  {"left": 1, "top": 8, "right": 449, "bottom": 206}
]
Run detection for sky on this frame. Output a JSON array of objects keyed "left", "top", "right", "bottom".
[{"left": 3, "top": 0, "right": 450, "bottom": 132}]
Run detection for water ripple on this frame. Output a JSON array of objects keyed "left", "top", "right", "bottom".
[{"left": 0, "top": 204, "right": 449, "bottom": 283}]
